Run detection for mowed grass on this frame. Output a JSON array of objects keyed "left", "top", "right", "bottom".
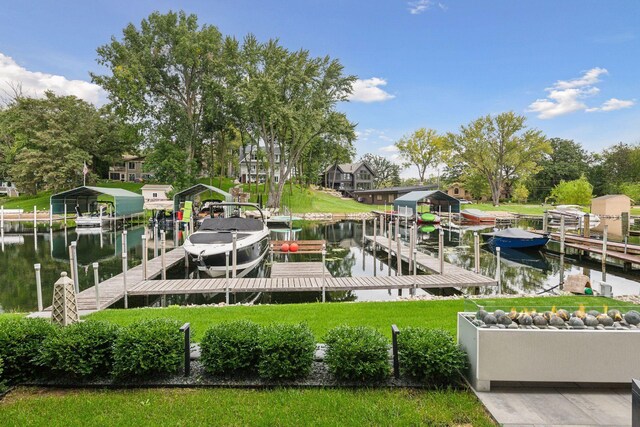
[
  {"left": 0, "top": 387, "right": 495, "bottom": 426},
  {"left": 470, "top": 203, "right": 550, "bottom": 215},
  {"left": 87, "top": 296, "right": 627, "bottom": 341}
]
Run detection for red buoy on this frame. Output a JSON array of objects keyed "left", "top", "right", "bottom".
[
  {"left": 281, "top": 243, "right": 290, "bottom": 253},
  {"left": 289, "top": 242, "right": 299, "bottom": 253}
]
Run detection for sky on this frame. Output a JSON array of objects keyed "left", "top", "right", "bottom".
[{"left": 0, "top": 0, "right": 638, "bottom": 178}]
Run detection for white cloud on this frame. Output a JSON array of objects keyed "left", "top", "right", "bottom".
[
  {"left": 586, "top": 98, "right": 635, "bottom": 112},
  {"left": 527, "top": 67, "right": 634, "bottom": 119},
  {"left": 409, "top": 0, "right": 433, "bottom": 14},
  {"left": 348, "top": 77, "right": 394, "bottom": 103},
  {"left": 0, "top": 52, "right": 105, "bottom": 105},
  {"left": 379, "top": 144, "right": 398, "bottom": 153}
]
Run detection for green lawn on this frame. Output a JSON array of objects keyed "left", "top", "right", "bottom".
[
  {"left": 470, "top": 203, "right": 551, "bottom": 215},
  {"left": 0, "top": 387, "right": 495, "bottom": 426},
  {"left": 87, "top": 296, "right": 625, "bottom": 341}
]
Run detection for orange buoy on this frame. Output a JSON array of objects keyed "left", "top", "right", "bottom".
[
  {"left": 281, "top": 243, "right": 290, "bottom": 253},
  {"left": 289, "top": 242, "right": 299, "bottom": 253}
]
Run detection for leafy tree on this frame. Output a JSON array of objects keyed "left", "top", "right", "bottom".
[
  {"left": 512, "top": 182, "right": 529, "bottom": 203},
  {"left": 394, "top": 128, "right": 446, "bottom": 184},
  {"left": 618, "top": 182, "right": 640, "bottom": 203},
  {"left": 93, "top": 11, "right": 226, "bottom": 185},
  {"left": 591, "top": 143, "right": 640, "bottom": 194},
  {"left": 463, "top": 171, "right": 491, "bottom": 201},
  {"left": 528, "top": 138, "right": 589, "bottom": 201},
  {"left": 447, "top": 112, "right": 550, "bottom": 206},
  {"left": 550, "top": 175, "right": 593, "bottom": 205},
  {"left": 360, "top": 153, "right": 400, "bottom": 188}
]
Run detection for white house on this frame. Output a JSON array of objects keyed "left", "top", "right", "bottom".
[{"left": 141, "top": 184, "right": 173, "bottom": 210}]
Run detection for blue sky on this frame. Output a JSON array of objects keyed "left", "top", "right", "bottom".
[{"left": 0, "top": 0, "right": 638, "bottom": 177}]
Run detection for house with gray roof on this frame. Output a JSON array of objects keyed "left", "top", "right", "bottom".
[{"left": 322, "top": 162, "right": 376, "bottom": 195}]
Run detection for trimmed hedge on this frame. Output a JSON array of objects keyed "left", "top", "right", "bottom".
[
  {"left": 37, "top": 320, "right": 119, "bottom": 379},
  {"left": 0, "top": 318, "right": 56, "bottom": 381},
  {"left": 398, "top": 327, "right": 467, "bottom": 384},
  {"left": 200, "top": 320, "right": 261, "bottom": 375},
  {"left": 324, "top": 325, "right": 390, "bottom": 381},
  {"left": 258, "top": 323, "right": 315, "bottom": 380},
  {"left": 112, "top": 319, "right": 183, "bottom": 378}
]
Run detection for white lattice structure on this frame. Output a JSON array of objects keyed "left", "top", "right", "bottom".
[{"left": 51, "top": 272, "right": 79, "bottom": 326}]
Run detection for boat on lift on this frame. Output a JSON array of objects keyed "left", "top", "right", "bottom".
[
  {"left": 461, "top": 209, "right": 496, "bottom": 224},
  {"left": 547, "top": 205, "right": 600, "bottom": 228},
  {"left": 482, "top": 228, "right": 549, "bottom": 249},
  {"left": 183, "top": 202, "right": 270, "bottom": 277}
]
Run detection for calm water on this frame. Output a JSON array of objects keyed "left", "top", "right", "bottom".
[{"left": 1, "top": 220, "right": 639, "bottom": 312}]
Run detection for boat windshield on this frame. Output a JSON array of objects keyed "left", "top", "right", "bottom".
[{"left": 199, "top": 217, "right": 264, "bottom": 232}]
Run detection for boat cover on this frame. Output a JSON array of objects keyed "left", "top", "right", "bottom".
[
  {"left": 189, "top": 232, "right": 252, "bottom": 245},
  {"left": 199, "top": 217, "right": 264, "bottom": 232},
  {"left": 482, "top": 228, "right": 542, "bottom": 239}
]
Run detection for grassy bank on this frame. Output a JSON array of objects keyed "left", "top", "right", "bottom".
[
  {"left": 0, "top": 387, "right": 495, "bottom": 426},
  {"left": 87, "top": 296, "right": 624, "bottom": 341},
  {"left": 470, "top": 203, "right": 550, "bottom": 215}
]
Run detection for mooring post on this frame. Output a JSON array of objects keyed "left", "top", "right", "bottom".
[
  {"left": 122, "top": 251, "right": 128, "bottom": 309},
  {"left": 49, "top": 204, "right": 53, "bottom": 229},
  {"left": 153, "top": 224, "right": 158, "bottom": 257},
  {"left": 71, "top": 241, "right": 79, "bottom": 294},
  {"left": 161, "top": 230, "right": 166, "bottom": 280},
  {"left": 413, "top": 248, "right": 418, "bottom": 294},
  {"left": 560, "top": 216, "right": 566, "bottom": 254},
  {"left": 180, "top": 323, "right": 191, "bottom": 377},
  {"left": 373, "top": 231, "right": 377, "bottom": 277},
  {"left": 391, "top": 325, "right": 400, "bottom": 379},
  {"left": 0, "top": 205, "right": 3, "bottom": 230},
  {"left": 625, "top": 235, "right": 629, "bottom": 254},
  {"left": 438, "top": 230, "right": 445, "bottom": 274},
  {"left": 396, "top": 233, "right": 402, "bottom": 276},
  {"left": 602, "top": 224, "right": 608, "bottom": 270},
  {"left": 225, "top": 251, "right": 230, "bottom": 304},
  {"left": 63, "top": 204, "right": 67, "bottom": 227},
  {"left": 542, "top": 211, "right": 548, "bottom": 233},
  {"left": 141, "top": 235, "right": 148, "bottom": 280},
  {"left": 387, "top": 221, "right": 392, "bottom": 275},
  {"left": 33, "top": 205, "right": 37, "bottom": 229},
  {"left": 232, "top": 231, "right": 238, "bottom": 278},
  {"left": 122, "top": 229, "right": 128, "bottom": 255},
  {"left": 92, "top": 262, "right": 100, "bottom": 309},
  {"left": 322, "top": 245, "right": 327, "bottom": 303},
  {"left": 394, "top": 215, "right": 400, "bottom": 241},
  {"left": 34, "top": 263, "right": 43, "bottom": 312},
  {"left": 583, "top": 213, "right": 590, "bottom": 238},
  {"left": 496, "top": 246, "right": 502, "bottom": 294},
  {"left": 373, "top": 217, "right": 377, "bottom": 240},
  {"left": 362, "top": 217, "right": 366, "bottom": 246},
  {"left": 407, "top": 225, "right": 413, "bottom": 274}
]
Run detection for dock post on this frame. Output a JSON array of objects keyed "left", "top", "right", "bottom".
[
  {"left": 395, "top": 215, "right": 400, "bottom": 240},
  {"left": 625, "top": 236, "right": 628, "bottom": 254},
  {"left": 141, "top": 235, "right": 148, "bottom": 280},
  {"left": 93, "top": 262, "right": 100, "bottom": 309},
  {"left": 64, "top": 204, "right": 67, "bottom": 226},
  {"left": 387, "top": 221, "right": 392, "bottom": 275},
  {"left": 161, "top": 230, "right": 166, "bottom": 280},
  {"left": 373, "top": 231, "right": 377, "bottom": 276},
  {"left": 122, "top": 251, "right": 128, "bottom": 309},
  {"left": 362, "top": 217, "right": 366, "bottom": 246},
  {"left": 542, "top": 211, "right": 548, "bottom": 233},
  {"left": 496, "top": 246, "right": 502, "bottom": 294},
  {"left": 438, "top": 230, "right": 444, "bottom": 274},
  {"left": 232, "top": 231, "right": 238, "bottom": 278},
  {"left": 583, "top": 213, "right": 590, "bottom": 238},
  {"left": 373, "top": 217, "right": 377, "bottom": 240},
  {"left": 49, "top": 204, "right": 53, "bottom": 229},
  {"left": 225, "top": 251, "right": 230, "bottom": 305},
  {"left": 0, "top": 205, "right": 3, "bottom": 230},
  {"left": 122, "top": 229, "right": 128, "bottom": 255},
  {"left": 70, "top": 241, "right": 79, "bottom": 294},
  {"left": 153, "top": 224, "right": 158, "bottom": 257},
  {"left": 396, "top": 233, "right": 402, "bottom": 276},
  {"left": 34, "top": 263, "right": 43, "bottom": 312},
  {"left": 559, "top": 216, "right": 565, "bottom": 254},
  {"left": 602, "top": 225, "right": 608, "bottom": 271},
  {"left": 322, "top": 246, "right": 326, "bottom": 303},
  {"left": 33, "top": 205, "right": 37, "bottom": 229},
  {"left": 473, "top": 232, "right": 480, "bottom": 274},
  {"left": 413, "top": 248, "right": 418, "bottom": 295}
]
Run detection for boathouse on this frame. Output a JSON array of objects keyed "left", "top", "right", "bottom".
[
  {"left": 172, "top": 183, "right": 233, "bottom": 213},
  {"left": 393, "top": 190, "right": 460, "bottom": 216},
  {"left": 353, "top": 184, "right": 438, "bottom": 205},
  {"left": 50, "top": 186, "right": 144, "bottom": 218}
]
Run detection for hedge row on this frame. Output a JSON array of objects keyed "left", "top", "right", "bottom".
[{"left": 0, "top": 318, "right": 182, "bottom": 381}]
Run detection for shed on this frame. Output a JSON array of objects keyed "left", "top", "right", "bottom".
[
  {"left": 173, "top": 184, "right": 233, "bottom": 213},
  {"left": 393, "top": 190, "right": 460, "bottom": 216},
  {"left": 591, "top": 195, "right": 631, "bottom": 217},
  {"left": 141, "top": 184, "right": 174, "bottom": 210},
  {"left": 50, "top": 186, "right": 144, "bottom": 217}
]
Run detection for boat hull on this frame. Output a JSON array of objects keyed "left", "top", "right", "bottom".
[
  {"left": 483, "top": 235, "right": 549, "bottom": 249},
  {"left": 461, "top": 212, "right": 495, "bottom": 223}
]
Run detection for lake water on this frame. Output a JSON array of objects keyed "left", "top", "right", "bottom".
[{"left": 0, "top": 219, "right": 639, "bottom": 312}]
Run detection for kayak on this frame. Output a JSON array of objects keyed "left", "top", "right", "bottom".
[{"left": 417, "top": 212, "right": 441, "bottom": 224}]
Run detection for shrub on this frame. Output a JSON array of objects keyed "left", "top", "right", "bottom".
[
  {"left": 37, "top": 320, "right": 119, "bottom": 379},
  {"left": 0, "top": 318, "right": 56, "bottom": 381},
  {"left": 112, "top": 319, "right": 183, "bottom": 378},
  {"left": 258, "top": 323, "right": 315, "bottom": 380},
  {"left": 398, "top": 327, "right": 467, "bottom": 384},
  {"left": 324, "top": 325, "right": 390, "bottom": 382},
  {"left": 200, "top": 320, "right": 261, "bottom": 375}
]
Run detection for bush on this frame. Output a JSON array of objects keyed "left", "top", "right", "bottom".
[
  {"left": 112, "top": 319, "right": 183, "bottom": 378},
  {"left": 324, "top": 325, "right": 390, "bottom": 382},
  {"left": 258, "top": 323, "right": 315, "bottom": 380},
  {"left": 200, "top": 320, "right": 261, "bottom": 375},
  {"left": 0, "top": 318, "right": 56, "bottom": 381},
  {"left": 37, "top": 320, "right": 119, "bottom": 379},
  {"left": 398, "top": 327, "right": 467, "bottom": 384}
]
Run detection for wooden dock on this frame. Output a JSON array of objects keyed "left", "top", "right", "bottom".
[{"left": 270, "top": 262, "right": 330, "bottom": 278}]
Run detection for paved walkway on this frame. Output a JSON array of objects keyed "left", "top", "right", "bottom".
[{"left": 474, "top": 384, "right": 631, "bottom": 426}]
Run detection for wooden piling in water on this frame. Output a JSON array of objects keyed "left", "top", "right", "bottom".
[
  {"left": 161, "top": 230, "right": 166, "bottom": 280},
  {"left": 474, "top": 232, "right": 480, "bottom": 273},
  {"left": 232, "top": 231, "right": 238, "bottom": 278},
  {"left": 496, "top": 246, "right": 502, "bottom": 294},
  {"left": 387, "top": 221, "right": 392, "bottom": 275},
  {"left": 122, "top": 251, "right": 128, "bottom": 309},
  {"left": 583, "top": 213, "right": 590, "bottom": 238},
  {"left": 438, "top": 230, "right": 445, "bottom": 274},
  {"left": 141, "top": 235, "right": 148, "bottom": 280},
  {"left": 396, "top": 234, "right": 402, "bottom": 276},
  {"left": 560, "top": 216, "right": 566, "bottom": 254},
  {"left": 34, "top": 263, "right": 42, "bottom": 312},
  {"left": 542, "top": 211, "right": 548, "bottom": 233},
  {"left": 93, "top": 262, "right": 99, "bottom": 309},
  {"left": 602, "top": 224, "right": 608, "bottom": 271}
]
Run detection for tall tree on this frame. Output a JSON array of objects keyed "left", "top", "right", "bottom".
[
  {"left": 92, "top": 11, "right": 226, "bottom": 184},
  {"left": 528, "top": 138, "right": 589, "bottom": 201},
  {"left": 394, "top": 128, "right": 445, "bottom": 184},
  {"left": 359, "top": 153, "right": 400, "bottom": 188},
  {"left": 447, "top": 112, "right": 550, "bottom": 206}
]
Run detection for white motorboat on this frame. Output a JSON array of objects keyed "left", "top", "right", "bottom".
[
  {"left": 547, "top": 205, "right": 600, "bottom": 228},
  {"left": 183, "top": 202, "right": 270, "bottom": 277}
]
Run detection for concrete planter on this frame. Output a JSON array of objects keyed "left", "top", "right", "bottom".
[{"left": 457, "top": 312, "right": 640, "bottom": 391}]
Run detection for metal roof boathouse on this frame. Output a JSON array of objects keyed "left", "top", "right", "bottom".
[
  {"left": 50, "top": 186, "right": 144, "bottom": 219},
  {"left": 393, "top": 190, "right": 460, "bottom": 216}
]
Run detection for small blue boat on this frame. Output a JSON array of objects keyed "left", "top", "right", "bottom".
[{"left": 482, "top": 228, "right": 549, "bottom": 249}]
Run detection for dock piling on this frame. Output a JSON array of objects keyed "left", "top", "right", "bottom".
[
  {"left": 496, "top": 246, "right": 502, "bottom": 294},
  {"left": 474, "top": 232, "right": 480, "bottom": 273},
  {"left": 141, "top": 235, "right": 148, "bottom": 280},
  {"left": 560, "top": 216, "right": 566, "bottom": 254},
  {"left": 602, "top": 225, "right": 608, "bottom": 272},
  {"left": 34, "top": 263, "right": 43, "bottom": 312},
  {"left": 70, "top": 241, "right": 79, "bottom": 294},
  {"left": 232, "top": 231, "right": 238, "bottom": 278},
  {"left": 93, "top": 262, "right": 100, "bottom": 310},
  {"left": 542, "top": 211, "right": 548, "bottom": 233},
  {"left": 387, "top": 221, "right": 392, "bottom": 275},
  {"left": 396, "top": 233, "right": 402, "bottom": 276},
  {"left": 33, "top": 205, "right": 37, "bottom": 229},
  {"left": 0, "top": 205, "right": 3, "bottom": 230},
  {"left": 161, "top": 230, "right": 166, "bottom": 280},
  {"left": 438, "top": 230, "right": 445, "bottom": 274},
  {"left": 225, "top": 251, "right": 230, "bottom": 304},
  {"left": 63, "top": 204, "right": 67, "bottom": 226},
  {"left": 583, "top": 213, "right": 590, "bottom": 238},
  {"left": 49, "top": 204, "right": 53, "bottom": 229},
  {"left": 413, "top": 248, "right": 418, "bottom": 295},
  {"left": 122, "top": 251, "right": 128, "bottom": 309},
  {"left": 322, "top": 245, "right": 326, "bottom": 303},
  {"left": 362, "top": 217, "right": 366, "bottom": 246}
]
